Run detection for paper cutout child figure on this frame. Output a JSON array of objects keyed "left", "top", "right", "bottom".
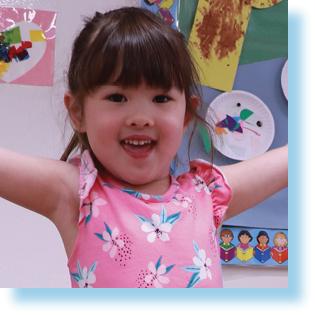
[
  {"left": 236, "top": 230, "right": 254, "bottom": 263},
  {"left": 219, "top": 229, "right": 235, "bottom": 262},
  {"left": 254, "top": 231, "right": 271, "bottom": 263},
  {"left": 271, "top": 232, "right": 288, "bottom": 264}
]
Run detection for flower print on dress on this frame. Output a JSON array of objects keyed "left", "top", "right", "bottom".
[
  {"left": 95, "top": 222, "right": 124, "bottom": 258},
  {"left": 120, "top": 188, "right": 151, "bottom": 200},
  {"left": 135, "top": 206, "right": 181, "bottom": 243},
  {"left": 181, "top": 240, "right": 212, "bottom": 288},
  {"left": 145, "top": 256, "right": 175, "bottom": 288},
  {"left": 71, "top": 260, "right": 98, "bottom": 288},
  {"left": 208, "top": 176, "right": 222, "bottom": 193},
  {"left": 172, "top": 194, "right": 192, "bottom": 208},
  {"left": 103, "top": 182, "right": 164, "bottom": 201},
  {"left": 192, "top": 174, "right": 210, "bottom": 195},
  {"left": 120, "top": 188, "right": 163, "bottom": 201},
  {"left": 81, "top": 191, "right": 107, "bottom": 226}
]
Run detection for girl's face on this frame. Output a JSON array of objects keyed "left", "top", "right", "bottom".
[{"left": 73, "top": 82, "right": 189, "bottom": 195}]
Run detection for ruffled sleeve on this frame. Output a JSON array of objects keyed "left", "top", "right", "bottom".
[
  {"left": 67, "top": 150, "right": 98, "bottom": 206},
  {"left": 189, "top": 159, "right": 232, "bottom": 228}
]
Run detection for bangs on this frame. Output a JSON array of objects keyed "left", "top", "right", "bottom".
[
  {"left": 74, "top": 9, "right": 194, "bottom": 94},
  {"left": 112, "top": 31, "right": 188, "bottom": 90}
]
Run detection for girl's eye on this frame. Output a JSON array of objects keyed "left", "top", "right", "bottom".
[
  {"left": 152, "top": 95, "right": 170, "bottom": 103},
  {"left": 108, "top": 94, "right": 127, "bottom": 102}
]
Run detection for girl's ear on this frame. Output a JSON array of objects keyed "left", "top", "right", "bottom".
[
  {"left": 64, "top": 92, "right": 86, "bottom": 132},
  {"left": 184, "top": 95, "right": 199, "bottom": 131}
]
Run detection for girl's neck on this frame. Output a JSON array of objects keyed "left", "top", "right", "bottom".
[{"left": 100, "top": 168, "right": 172, "bottom": 196}]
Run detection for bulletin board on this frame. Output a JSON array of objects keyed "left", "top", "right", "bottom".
[{"left": 141, "top": 0, "right": 288, "bottom": 256}]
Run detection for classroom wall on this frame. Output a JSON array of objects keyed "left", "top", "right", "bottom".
[{"left": 0, "top": 0, "right": 287, "bottom": 288}]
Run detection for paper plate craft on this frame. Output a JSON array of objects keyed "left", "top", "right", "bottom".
[
  {"left": 281, "top": 59, "right": 288, "bottom": 100},
  {"left": 208, "top": 91, "right": 275, "bottom": 160},
  {"left": 0, "top": 7, "right": 57, "bottom": 86}
]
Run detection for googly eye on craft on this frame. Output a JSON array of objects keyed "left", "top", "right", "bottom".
[{"left": 207, "top": 90, "right": 275, "bottom": 161}]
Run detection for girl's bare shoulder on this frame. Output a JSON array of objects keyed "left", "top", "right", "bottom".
[{"left": 0, "top": 147, "right": 80, "bottom": 221}]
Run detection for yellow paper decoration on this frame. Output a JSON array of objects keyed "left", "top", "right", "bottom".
[
  {"left": 0, "top": 61, "right": 9, "bottom": 78},
  {"left": 158, "top": 0, "right": 175, "bottom": 9},
  {"left": 188, "top": 0, "right": 282, "bottom": 92},
  {"left": 30, "top": 30, "right": 46, "bottom": 42},
  {"left": 251, "top": 0, "right": 282, "bottom": 9}
]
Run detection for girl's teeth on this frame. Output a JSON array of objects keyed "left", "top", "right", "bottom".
[{"left": 124, "top": 140, "right": 151, "bottom": 145}]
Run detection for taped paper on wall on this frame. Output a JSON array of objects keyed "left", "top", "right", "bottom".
[{"left": 0, "top": 7, "right": 57, "bottom": 86}]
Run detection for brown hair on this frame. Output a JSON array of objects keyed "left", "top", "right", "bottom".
[{"left": 61, "top": 7, "right": 213, "bottom": 165}]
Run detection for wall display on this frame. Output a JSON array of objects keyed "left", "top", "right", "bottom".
[
  {"left": 177, "top": 0, "right": 288, "bottom": 65},
  {"left": 0, "top": 7, "right": 57, "bottom": 86},
  {"left": 176, "top": 57, "right": 288, "bottom": 231},
  {"left": 219, "top": 226, "right": 288, "bottom": 266},
  {"left": 141, "top": 0, "right": 288, "bottom": 234},
  {"left": 208, "top": 90, "right": 275, "bottom": 160},
  {"left": 187, "top": 0, "right": 283, "bottom": 92}
]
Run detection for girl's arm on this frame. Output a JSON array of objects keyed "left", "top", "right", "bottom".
[
  {"left": 220, "top": 144, "right": 288, "bottom": 221},
  {"left": 0, "top": 147, "right": 80, "bottom": 225}
]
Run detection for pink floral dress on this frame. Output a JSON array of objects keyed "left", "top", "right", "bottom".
[{"left": 67, "top": 151, "right": 232, "bottom": 288}]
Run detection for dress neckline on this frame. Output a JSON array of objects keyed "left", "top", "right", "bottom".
[{"left": 100, "top": 172, "right": 180, "bottom": 203}]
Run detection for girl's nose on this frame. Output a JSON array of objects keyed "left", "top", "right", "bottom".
[{"left": 125, "top": 106, "right": 154, "bottom": 128}]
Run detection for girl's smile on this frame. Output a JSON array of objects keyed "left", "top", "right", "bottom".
[
  {"left": 71, "top": 82, "right": 190, "bottom": 195},
  {"left": 121, "top": 136, "right": 156, "bottom": 158}
]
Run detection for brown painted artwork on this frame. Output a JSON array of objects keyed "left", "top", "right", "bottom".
[
  {"left": 195, "top": 0, "right": 251, "bottom": 61},
  {"left": 188, "top": 0, "right": 283, "bottom": 91}
]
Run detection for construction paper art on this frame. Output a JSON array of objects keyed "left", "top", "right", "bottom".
[
  {"left": 178, "top": 0, "right": 288, "bottom": 65},
  {"left": 0, "top": 7, "right": 57, "bottom": 86},
  {"left": 208, "top": 90, "right": 275, "bottom": 160},
  {"left": 188, "top": 0, "right": 282, "bottom": 92},
  {"left": 239, "top": 0, "right": 288, "bottom": 65},
  {"left": 141, "top": 0, "right": 178, "bottom": 28}
]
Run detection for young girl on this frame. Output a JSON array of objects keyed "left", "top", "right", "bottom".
[{"left": 0, "top": 7, "right": 287, "bottom": 288}]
